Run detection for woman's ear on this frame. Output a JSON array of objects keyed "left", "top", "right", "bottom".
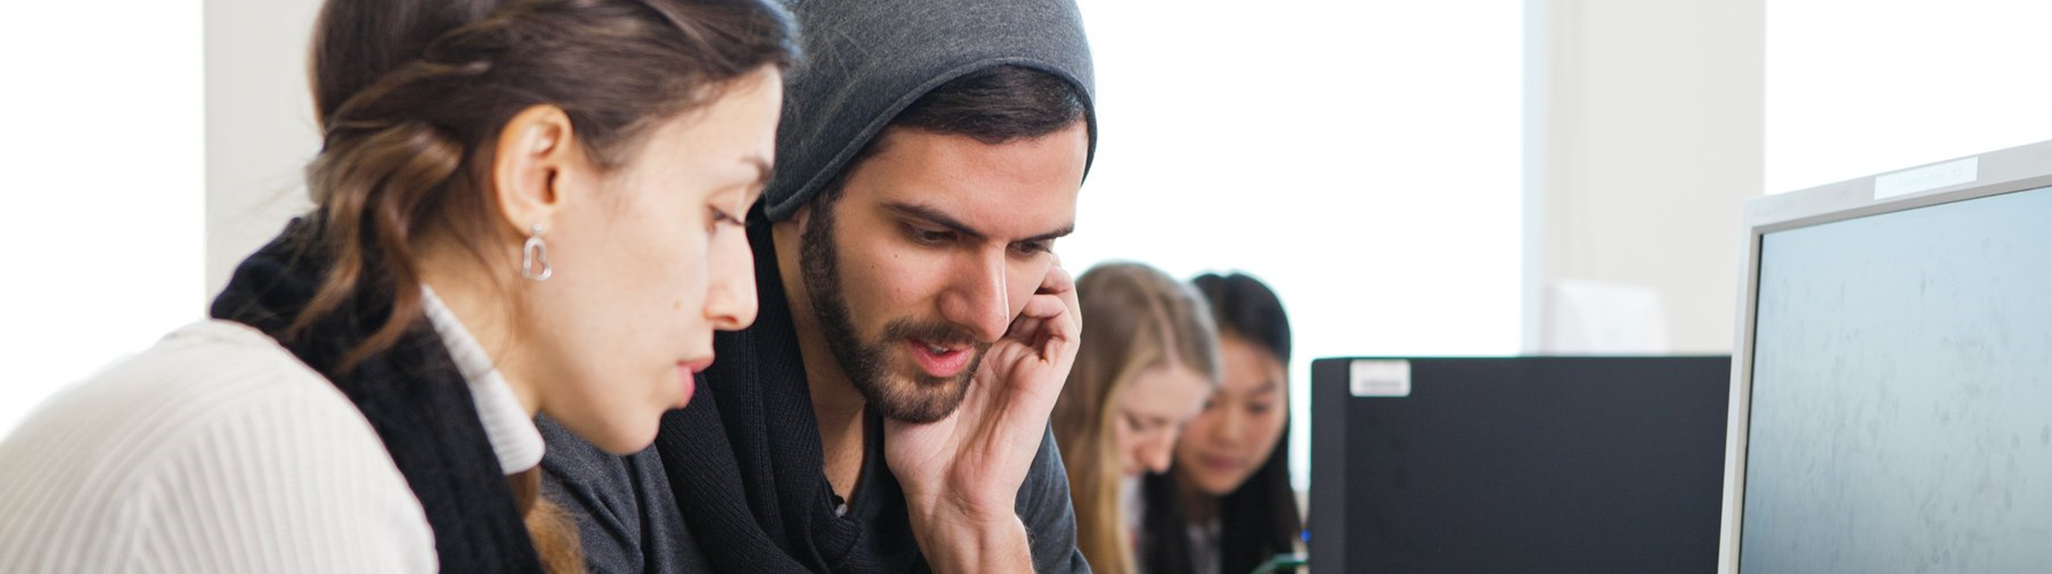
[{"left": 492, "top": 105, "right": 580, "bottom": 236}]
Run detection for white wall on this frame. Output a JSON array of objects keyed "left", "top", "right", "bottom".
[
  {"left": 206, "top": 0, "right": 324, "bottom": 296},
  {"left": 1529, "top": 0, "right": 2052, "bottom": 356},
  {"left": 0, "top": 1, "right": 207, "bottom": 437},
  {"left": 1524, "top": 0, "right": 1765, "bottom": 355},
  {"left": 0, "top": 0, "right": 322, "bottom": 436}
]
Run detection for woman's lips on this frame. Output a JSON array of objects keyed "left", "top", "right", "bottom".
[
  {"left": 676, "top": 356, "right": 715, "bottom": 408},
  {"left": 1198, "top": 453, "right": 1244, "bottom": 473},
  {"left": 681, "top": 357, "right": 716, "bottom": 374}
]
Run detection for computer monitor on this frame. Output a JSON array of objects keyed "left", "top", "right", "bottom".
[
  {"left": 1310, "top": 356, "right": 1730, "bottom": 573},
  {"left": 1722, "top": 140, "right": 2052, "bottom": 573}
]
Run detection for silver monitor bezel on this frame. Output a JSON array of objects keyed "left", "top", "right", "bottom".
[{"left": 1717, "top": 138, "right": 2052, "bottom": 573}]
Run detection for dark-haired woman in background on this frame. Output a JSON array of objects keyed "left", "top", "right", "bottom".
[
  {"left": 1139, "top": 272, "right": 1302, "bottom": 574},
  {"left": 0, "top": 0, "right": 795, "bottom": 572}
]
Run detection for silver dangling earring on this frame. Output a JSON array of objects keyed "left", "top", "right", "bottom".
[{"left": 521, "top": 224, "right": 553, "bottom": 282}]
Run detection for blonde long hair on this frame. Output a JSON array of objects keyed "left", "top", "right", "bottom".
[{"left": 1052, "top": 262, "right": 1222, "bottom": 574}]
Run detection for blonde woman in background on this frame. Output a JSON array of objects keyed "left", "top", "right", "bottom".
[{"left": 1052, "top": 262, "right": 1223, "bottom": 574}]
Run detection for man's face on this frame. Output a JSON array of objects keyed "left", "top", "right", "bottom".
[{"left": 800, "top": 121, "right": 1089, "bottom": 423}]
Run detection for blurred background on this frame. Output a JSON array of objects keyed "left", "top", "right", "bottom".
[{"left": 4, "top": 0, "right": 2051, "bottom": 491}]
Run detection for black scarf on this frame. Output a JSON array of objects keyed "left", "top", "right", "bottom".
[
  {"left": 652, "top": 223, "right": 927, "bottom": 573},
  {"left": 209, "top": 218, "right": 545, "bottom": 574}
]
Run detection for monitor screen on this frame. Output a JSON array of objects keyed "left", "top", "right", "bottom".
[
  {"left": 1741, "top": 184, "right": 2052, "bottom": 572},
  {"left": 1312, "top": 356, "right": 1729, "bottom": 574}
]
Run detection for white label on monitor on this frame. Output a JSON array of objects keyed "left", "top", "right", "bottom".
[
  {"left": 1349, "top": 359, "right": 1412, "bottom": 397},
  {"left": 1873, "top": 157, "right": 1978, "bottom": 200}
]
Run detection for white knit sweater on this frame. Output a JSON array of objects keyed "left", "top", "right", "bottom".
[{"left": 0, "top": 289, "right": 543, "bottom": 572}]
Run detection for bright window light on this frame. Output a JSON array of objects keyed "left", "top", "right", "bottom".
[
  {"left": 1067, "top": 0, "right": 1527, "bottom": 490},
  {"left": 0, "top": 1, "right": 205, "bottom": 437},
  {"left": 1767, "top": 0, "right": 2052, "bottom": 194}
]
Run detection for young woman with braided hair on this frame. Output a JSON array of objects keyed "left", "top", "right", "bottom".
[{"left": 0, "top": 0, "right": 796, "bottom": 571}]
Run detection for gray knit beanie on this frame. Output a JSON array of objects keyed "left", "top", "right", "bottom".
[{"left": 760, "top": 0, "right": 1098, "bottom": 222}]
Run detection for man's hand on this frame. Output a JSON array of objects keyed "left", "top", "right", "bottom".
[{"left": 884, "top": 260, "right": 1081, "bottom": 573}]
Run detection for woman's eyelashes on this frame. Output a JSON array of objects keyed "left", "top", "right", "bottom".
[
  {"left": 701, "top": 184, "right": 758, "bottom": 234},
  {"left": 706, "top": 205, "right": 744, "bottom": 233}
]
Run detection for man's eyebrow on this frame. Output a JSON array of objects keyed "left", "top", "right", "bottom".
[
  {"left": 1020, "top": 223, "right": 1076, "bottom": 245},
  {"left": 883, "top": 201, "right": 987, "bottom": 242},
  {"left": 882, "top": 201, "right": 1076, "bottom": 244}
]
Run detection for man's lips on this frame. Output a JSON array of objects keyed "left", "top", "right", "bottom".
[{"left": 906, "top": 338, "right": 972, "bottom": 379}]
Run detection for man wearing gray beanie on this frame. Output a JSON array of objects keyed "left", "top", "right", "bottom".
[{"left": 537, "top": 0, "right": 1099, "bottom": 572}]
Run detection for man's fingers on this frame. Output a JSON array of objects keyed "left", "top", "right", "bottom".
[
  {"left": 1003, "top": 314, "right": 1046, "bottom": 347},
  {"left": 1039, "top": 259, "right": 1081, "bottom": 333},
  {"left": 1036, "top": 258, "right": 1075, "bottom": 296},
  {"left": 1016, "top": 292, "right": 1066, "bottom": 321}
]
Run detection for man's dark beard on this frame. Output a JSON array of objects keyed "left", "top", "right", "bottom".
[{"left": 800, "top": 197, "right": 987, "bottom": 423}]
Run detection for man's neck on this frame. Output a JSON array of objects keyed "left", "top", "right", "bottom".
[{"left": 774, "top": 221, "right": 868, "bottom": 502}]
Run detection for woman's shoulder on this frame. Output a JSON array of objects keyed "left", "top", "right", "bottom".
[
  {"left": 0, "top": 320, "right": 436, "bottom": 573},
  {"left": 7, "top": 320, "right": 359, "bottom": 456}
]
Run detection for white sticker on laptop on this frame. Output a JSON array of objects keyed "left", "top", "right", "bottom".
[
  {"left": 1874, "top": 157, "right": 1977, "bottom": 200},
  {"left": 1349, "top": 359, "right": 1412, "bottom": 397}
]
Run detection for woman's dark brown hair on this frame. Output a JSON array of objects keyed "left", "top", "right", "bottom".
[
  {"left": 1141, "top": 272, "right": 1301, "bottom": 574},
  {"left": 299, "top": 0, "right": 796, "bottom": 570}
]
